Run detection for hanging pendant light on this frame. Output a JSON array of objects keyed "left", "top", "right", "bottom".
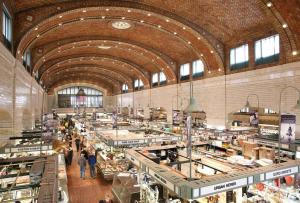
[
  {"left": 244, "top": 100, "right": 251, "bottom": 109},
  {"left": 184, "top": 97, "right": 201, "bottom": 113},
  {"left": 76, "top": 88, "right": 86, "bottom": 97}
]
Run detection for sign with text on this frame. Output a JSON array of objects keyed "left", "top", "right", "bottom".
[
  {"left": 116, "top": 139, "right": 145, "bottom": 146},
  {"left": 265, "top": 166, "right": 298, "bottom": 180},
  {"left": 200, "top": 178, "right": 248, "bottom": 196},
  {"left": 172, "top": 110, "right": 180, "bottom": 126},
  {"left": 280, "top": 114, "right": 296, "bottom": 144},
  {"left": 148, "top": 169, "right": 174, "bottom": 191}
]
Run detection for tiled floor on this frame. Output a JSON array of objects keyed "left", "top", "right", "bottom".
[{"left": 67, "top": 142, "right": 112, "bottom": 203}]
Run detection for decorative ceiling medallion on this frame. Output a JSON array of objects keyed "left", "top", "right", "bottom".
[{"left": 111, "top": 21, "right": 131, "bottom": 30}]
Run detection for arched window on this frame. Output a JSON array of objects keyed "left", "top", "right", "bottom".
[
  {"left": 159, "top": 71, "right": 167, "bottom": 85},
  {"left": 134, "top": 79, "right": 144, "bottom": 91},
  {"left": 192, "top": 59, "right": 204, "bottom": 77},
  {"left": 57, "top": 86, "right": 103, "bottom": 108},
  {"left": 122, "top": 84, "right": 129, "bottom": 93}
]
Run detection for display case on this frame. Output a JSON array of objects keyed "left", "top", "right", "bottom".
[{"left": 94, "top": 143, "right": 129, "bottom": 181}]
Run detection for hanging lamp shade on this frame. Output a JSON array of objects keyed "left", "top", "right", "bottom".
[
  {"left": 76, "top": 88, "right": 86, "bottom": 97},
  {"left": 244, "top": 100, "right": 251, "bottom": 109},
  {"left": 293, "top": 97, "right": 300, "bottom": 110},
  {"left": 184, "top": 97, "right": 201, "bottom": 113}
]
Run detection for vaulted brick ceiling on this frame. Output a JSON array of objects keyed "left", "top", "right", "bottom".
[{"left": 11, "top": 0, "right": 300, "bottom": 94}]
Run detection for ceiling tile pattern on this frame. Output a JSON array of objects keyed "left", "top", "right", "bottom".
[{"left": 9, "top": 0, "right": 300, "bottom": 94}]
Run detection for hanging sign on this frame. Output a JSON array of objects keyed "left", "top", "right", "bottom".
[
  {"left": 280, "top": 114, "right": 296, "bottom": 144},
  {"left": 249, "top": 111, "right": 259, "bottom": 127},
  {"left": 200, "top": 178, "right": 248, "bottom": 196},
  {"left": 172, "top": 110, "right": 181, "bottom": 126},
  {"left": 265, "top": 166, "right": 298, "bottom": 179}
]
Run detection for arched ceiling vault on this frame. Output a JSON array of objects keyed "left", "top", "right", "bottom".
[
  {"left": 49, "top": 80, "right": 115, "bottom": 95},
  {"left": 39, "top": 56, "right": 151, "bottom": 88},
  {"left": 41, "top": 65, "right": 133, "bottom": 87},
  {"left": 12, "top": 0, "right": 299, "bottom": 94},
  {"left": 46, "top": 73, "right": 121, "bottom": 93},
  {"left": 33, "top": 39, "right": 178, "bottom": 83}
]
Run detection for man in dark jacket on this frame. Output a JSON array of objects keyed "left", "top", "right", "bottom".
[
  {"left": 75, "top": 137, "right": 80, "bottom": 152},
  {"left": 67, "top": 147, "right": 73, "bottom": 166},
  {"left": 88, "top": 153, "right": 97, "bottom": 178}
]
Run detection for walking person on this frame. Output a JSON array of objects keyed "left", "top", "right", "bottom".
[
  {"left": 67, "top": 147, "right": 73, "bottom": 166},
  {"left": 78, "top": 154, "right": 87, "bottom": 179},
  {"left": 75, "top": 137, "right": 80, "bottom": 152},
  {"left": 88, "top": 152, "right": 97, "bottom": 178}
]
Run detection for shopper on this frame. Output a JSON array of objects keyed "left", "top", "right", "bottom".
[
  {"left": 88, "top": 153, "right": 97, "bottom": 178},
  {"left": 78, "top": 154, "right": 87, "bottom": 179},
  {"left": 81, "top": 148, "right": 89, "bottom": 160},
  {"left": 75, "top": 137, "right": 80, "bottom": 152},
  {"left": 67, "top": 147, "right": 73, "bottom": 166},
  {"left": 80, "top": 137, "right": 85, "bottom": 150}
]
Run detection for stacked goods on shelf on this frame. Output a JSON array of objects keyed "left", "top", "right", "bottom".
[
  {"left": 242, "top": 141, "right": 258, "bottom": 158},
  {"left": 42, "top": 113, "right": 59, "bottom": 142},
  {"left": 29, "top": 158, "right": 45, "bottom": 185},
  {"left": 253, "top": 147, "right": 275, "bottom": 161}
]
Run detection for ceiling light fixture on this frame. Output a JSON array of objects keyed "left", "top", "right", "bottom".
[
  {"left": 197, "top": 37, "right": 201, "bottom": 40},
  {"left": 218, "top": 68, "right": 222, "bottom": 72},
  {"left": 292, "top": 51, "right": 298, "bottom": 56},
  {"left": 158, "top": 25, "right": 161, "bottom": 28},
  {"left": 34, "top": 27, "right": 38, "bottom": 31},
  {"left": 140, "top": 20, "right": 144, "bottom": 23},
  {"left": 183, "top": 27, "right": 186, "bottom": 30},
  {"left": 174, "top": 32, "right": 177, "bottom": 35},
  {"left": 282, "top": 23, "right": 288, "bottom": 28},
  {"left": 112, "top": 21, "right": 131, "bottom": 29},
  {"left": 98, "top": 45, "right": 111, "bottom": 49},
  {"left": 83, "top": 10, "right": 87, "bottom": 13},
  {"left": 200, "top": 54, "right": 203, "bottom": 57},
  {"left": 166, "top": 19, "right": 170, "bottom": 22},
  {"left": 121, "top": 17, "right": 126, "bottom": 20},
  {"left": 147, "top": 13, "right": 151, "bottom": 16},
  {"left": 127, "top": 9, "right": 131, "bottom": 12},
  {"left": 102, "top": 16, "right": 105, "bottom": 19},
  {"left": 59, "top": 15, "right": 63, "bottom": 18},
  {"left": 188, "top": 41, "right": 191, "bottom": 44},
  {"left": 36, "top": 34, "right": 40, "bottom": 38},
  {"left": 58, "top": 23, "right": 62, "bottom": 26},
  {"left": 208, "top": 70, "right": 211, "bottom": 74},
  {"left": 80, "top": 18, "right": 84, "bottom": 21},
  {"left": 210, "top": 50, "right": 214, "bottom": 54},
  {"left": 267, "top": 2, "right": 272, "bottom": 7},
  {"left": 106, "top": 8, "right": 109, "bottom": 11}
]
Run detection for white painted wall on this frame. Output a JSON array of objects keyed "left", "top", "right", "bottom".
[
  {"left": 117, "top": 61, "right": 300, "bottom": 136},
  {"left": 0, "top": 43, "right": 46, "bottom": 144}
]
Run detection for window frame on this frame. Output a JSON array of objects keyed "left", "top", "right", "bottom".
[
  {"left": 230, "top": 44, "right": 249, "bottom": 70},
  {"left": 159, "top": 71, "right": 167, "bottom": 85},
  {"left": 180, "top": 63, "right": 190, "bottom": 81},
  {"left": 57, "top": 86, "right": 103, "bottom": 108},
  {"left": 2, "top": 4, "right": 12, "bottom": 50},
  {"left": 122, "top": 84, "right": 129, "bottom": 93},
  {"left": 192, "top": 59, "right": 204, "bottom": 78},
  {"left": 152, "top": 73, "right": 159, "bottom": 87},
  {"left": 255, "top": 34, "right": 280, "bottom": 65}
]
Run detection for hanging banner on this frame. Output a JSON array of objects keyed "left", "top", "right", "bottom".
[
  {"left": 172, "top": 110, "right": 180, "bottom": 126},
  {"left": 280, "top": 114, "right": 296, "bottom": 144},
  {"left": 249, "top": 110, "right": 259, "bottom": 127}
]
